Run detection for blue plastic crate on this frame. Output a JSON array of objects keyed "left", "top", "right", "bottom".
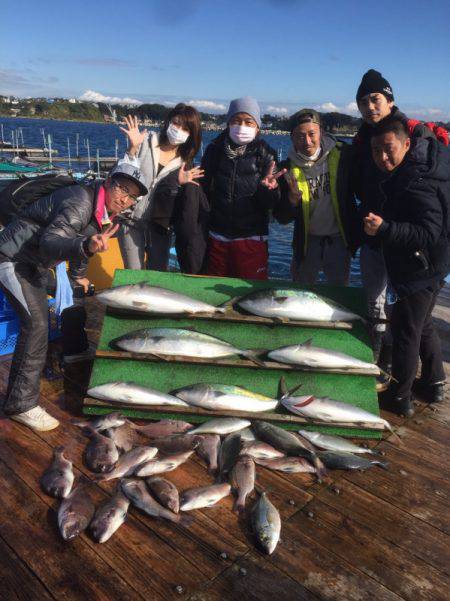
[{"left": 0, "top": 293, "right": 61, "bottom": 356}]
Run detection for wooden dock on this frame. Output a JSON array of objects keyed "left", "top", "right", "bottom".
[{"left": 1, "top": 292, "right": 449, "bottom": 600}]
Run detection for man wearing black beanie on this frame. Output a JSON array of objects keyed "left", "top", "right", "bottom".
[{"left": 352, "top": 68, "right": 449, "bottom": 395}]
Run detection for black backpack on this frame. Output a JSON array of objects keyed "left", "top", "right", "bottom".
[{"left": 0, "top": 173, "right": 79, "bottom": 226}]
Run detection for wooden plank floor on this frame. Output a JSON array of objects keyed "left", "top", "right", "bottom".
[{"left": 1, "top": 293, "right": 450, "bottom": 601}]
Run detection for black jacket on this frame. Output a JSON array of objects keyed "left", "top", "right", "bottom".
[
  {"left": 352, "top": 106, "right": 439, "bottom": 247},
  {"left": 172, "top": 183, "right": 210, "bottom": 274},
  {"left": 274, "top": 140, "right": 359, "bottom": 263},
  {"left": 148, "top": 169, "right": 181, "bottom": 232},
  {"left": 375, "top": 137, "right": 450, "bottom": 297},
  {"left": 200, "top": 132, "right": 279, "bottom": 238},
  {"left": 0, "top": 182, "right": 102, "bottom": 278}
]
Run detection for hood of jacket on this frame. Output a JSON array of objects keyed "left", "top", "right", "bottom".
[
  {"left": 404, "top": 136, "right": 450, "bottom": 182},
  {"left": 288, "top": 133, "right": 336, "bottom": 170}
]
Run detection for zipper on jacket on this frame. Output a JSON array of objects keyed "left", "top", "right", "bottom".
[{"left": 229, "top": 159, "right": 238, "bottom": 231}]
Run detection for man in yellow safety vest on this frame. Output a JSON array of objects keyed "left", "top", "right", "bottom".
[{"left": 274, "top": 108, "right": 359, "bottom": 285}]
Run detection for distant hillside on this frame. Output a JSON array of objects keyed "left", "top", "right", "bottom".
[{"left": 1, "top": 96, "right": 449, "bottom": 134}]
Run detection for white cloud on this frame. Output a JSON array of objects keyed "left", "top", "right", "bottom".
[
  {"left": 266, "top": 105, "right": 288, "bottom": 115},
  {"left": 344, "top": 101, "right": 359, "bottom": 114},
  {"left": 316, "top": 102, "right": 339, "bottom": 112},
  {"left": 79, "top": 89, "right": 142, "bottom": 106},
  {"left": 187, "top": 99, "right": 226, "bottom": 111}
]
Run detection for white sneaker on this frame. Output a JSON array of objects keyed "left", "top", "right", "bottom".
[{"left": 11, "top": 406, "right": 60, "bottom": 431}]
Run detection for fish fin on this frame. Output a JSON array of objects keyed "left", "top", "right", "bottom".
[
  {"left": 219, "top": 295, "right": 240, "bottom": 309},
  {"left": 313, "top": 456, "right": 327, "bottom": 483},
  {"left": 273, "top": 296, "right": 289, "bottom": 304},
  {"left": 287, "top": 382, "right": 303, "bottom": 396},
  {"left": 70, "top": 418, "right": 89, "bottom": 428},
  {"left": 271, "top": 316, "right": 289, "bottom": 323},
  {"left": 302, "top": 338, "right": 314, "bottom": 346}
]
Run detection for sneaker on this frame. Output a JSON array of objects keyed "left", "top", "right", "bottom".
[
  {"left": 62, "top": 342, "right": 96, "bottom": 365},
  {"left": 11, "top": 406, "right": 60, "bottom": 431}
]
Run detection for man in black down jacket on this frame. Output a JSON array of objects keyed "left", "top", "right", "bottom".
[
  {"left": 201, "top": 96, "right": 284, "bottom": 280},
  {"left": 364, "top": 117, "right": 449, "bottom": 416},
  {"left": 0, "top": 163, "right": 147, "bottom": 431}
]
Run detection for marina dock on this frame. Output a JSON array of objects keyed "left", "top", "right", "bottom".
[{"left": 0, "top": 288, "right": 449, "bottom": 600}]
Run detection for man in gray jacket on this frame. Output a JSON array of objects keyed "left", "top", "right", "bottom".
[
  {"left": 275, "top": 109, "right": 358, "bottom": 285},
  {"left": 0, "top": 163, "right": 147, "bottom": 431}
]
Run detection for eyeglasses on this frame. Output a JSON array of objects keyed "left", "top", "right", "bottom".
[{"left": 111, "top": 180, "right": 139, "bottom": 202}]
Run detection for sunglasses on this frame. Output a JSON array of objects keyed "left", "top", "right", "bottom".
[{"left": 111, "top": 180, "right": 139, "bottom": 202}]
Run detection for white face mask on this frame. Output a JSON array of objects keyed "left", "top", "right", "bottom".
[
  {"left": 229, "top": 124, "right": 257, "bottom": 145},
  {"left": 166, "top": 122, "right": 190, "bottom": 146}
]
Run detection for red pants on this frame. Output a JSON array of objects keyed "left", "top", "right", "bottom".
[{"left": 206, "top": 236, "right": 268, "bottom": 280}]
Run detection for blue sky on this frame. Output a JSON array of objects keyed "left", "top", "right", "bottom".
[{"left": 1, "top": 0, "right": 450, "bottom": 119}]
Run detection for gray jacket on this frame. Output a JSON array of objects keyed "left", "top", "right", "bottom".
[{"left": 121, "top": 132, "right": 182, "bottom": 223}]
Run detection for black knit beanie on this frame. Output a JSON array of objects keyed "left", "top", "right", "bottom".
[{"left": 356, "top": 69, "right": 394, "bottom": 103}]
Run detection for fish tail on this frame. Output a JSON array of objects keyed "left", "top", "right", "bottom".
[
  {"left": 313, "top": 455, "right": 327, "bottom": 482},
  {"left": 375, "top": 460, "right": 389, "bottom": 470},
  {"left": 233, "top": 497, "right": 245, "bottom": 514},
  {"left": 242, "top": 349, "right": 266, "bottom": 367}
]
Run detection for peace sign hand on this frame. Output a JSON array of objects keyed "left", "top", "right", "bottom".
[
  {"left": 178, "top": 163, "right": 205, "bottom": 186},
  {"left": 87, "top": 222, "right": 120, "bottom": 254},
  {"left": 284, "top": 171, "right": 303, "bottom": 206},
  {"left": 119, "top": 115, "right": 148, "bottom": 156},
  {"left": 261, "top": 161, "right": 288, "bottom": 190}
]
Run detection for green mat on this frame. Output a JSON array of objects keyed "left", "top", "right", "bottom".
[{"left": 85, "top": 270, "right": 382, "bottom": 439}]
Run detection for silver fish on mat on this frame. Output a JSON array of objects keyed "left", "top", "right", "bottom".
[
  {"left": 72, "top": 412, "right": 127, "bottom": 431},
  {"left": 84, "top": 427, "right": 119, "bottom": 473},
  {"left": 112, "top": 327, "right": 263, "bottom": 363},
  {"left": 281, "top": 394, "right": 393, "bottom": 433},
  {"left": 130, "top": 419, "right": 193, "bottom": 439},
  {"left": 251, "top": 492, "right": 281, "bottom": 555},
  {"left": 298, "top": 430, "right": 379, "bottom": 455},
  {"left": 251, "top": 421, "right": 324, "bottom": 478},
  {"left": 97, "top": 446, "right": 158, "bottom": 482},
  {"left": 189, "top": 418, "right": 251, "bottom": 436},
  {"left": 90, "top": 489, "right": 130, "bottom": 543},
  {"left": 255, "top": 456, "right": 316, "bottom": 474},
  {"left": 134, "top": 450, "right": 194, "bottom": 478},
  {"left": 87, "top": 381, "right": 189, "bottom": 407},
  {"left": 180, "top": 483, "right": 231, "bottom": 511},
  {"left": 268, "top": 339, "right": 380, "bottom": 374},
  {"left": 97, "top": 283, "right": 226, "bottom": 315},
  {"left": 317, "top": 451, "right": 388, "bottom": 471},
  {"left": 240, "top": 441, "right": 285, "bottom": 460},
  {"left": 173, "top": 383, "right": 278, "bottom": 412},
  {"left": 146, "top": 477, "right": 180, "bottom": 514},
  {"left": 121, "top": 478, "right": 181, "bottom": 523},
  {"left": 237, "top": 288, "right": 362, "bottom": 322},
  {"left": 58, "top": 484, "right": 95, "bottom": 541},
  {"left": 196, "top": 434, "right": 221, "bottom": 472},
  {"left": 230, "top": 455, "right": 255, "bottom": 513},
  {"left": 40, "top": 446, "right": 74, "bottom": 499}
]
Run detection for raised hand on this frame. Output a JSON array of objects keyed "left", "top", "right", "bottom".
[
  {"left": 261, "top": 161, "right": 288, "bottom": 190},
  {"left": 88, "top": 222, "right": 120, "bottom": 254},
  {"left": 119, "top": 115, "right": 148, "bottom": 155},
  {"left": 284, "top": 171, "right": 303, "bottom": 206},
  {"left": 178, "top": 163, "right": 205, "bottom": 186}
]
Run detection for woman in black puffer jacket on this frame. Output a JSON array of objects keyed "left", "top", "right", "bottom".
[{"left": 200, "top": 97, "right": 283, "bottom": 280}]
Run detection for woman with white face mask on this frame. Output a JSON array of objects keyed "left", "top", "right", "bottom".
[
  {"left": 200, "top": 96, "right": 285, "bottom": 280},
  {"left": 118, "top": 103, "right": 204, "bottom": 271}
]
